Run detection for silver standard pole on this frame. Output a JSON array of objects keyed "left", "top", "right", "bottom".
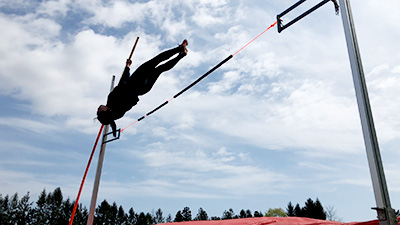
[
  {"left": 87, "top": 75, "right": 116, "bottom": 225},
  {"left": 338, "top": 0, "right": 397, "bottom": 224}
]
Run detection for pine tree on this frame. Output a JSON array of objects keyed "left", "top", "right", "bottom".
[
  {"left": 254, "top": 211, "right": 263, "bottom": 217},
  {"left": 246, "top": 209, "right": 253, "bottom": 218},
  {"left": 174, "top": 210, "right": 183, "bottom": 222},
  {"left": 294, "top": 203, "right": 304, "bottom": 217},
  {"left": 154, "top": 208, "right": 164, "bottom": 224},
  {"left": 1, "top": 195, "right": 11, "bottom": 223},
  {"left": 314, "top": 199, "right": 326, "bottom": 220},
  {"left": 290, "top": 198, "right": 327, "bottom": 220},
  {"left": 182, "top": 206, "right": 192, "bottom": 221},
  {"left": 73, "top": 203, "right": 88, "bottom": 225},
  {"left": 47, "top": 187, "right": 65, "bottom": 224},
  {"left": 303, "top": 198, "right": 315, "bottom": 218},
  {"left": 222, "top": 208, "right": 235, "bottom": 220},
  {"left": 302, "top": 198, "right": 326, "bottom": 220},
  {"left": 127, "top": 208, "right": 137, "bottom": 224},
  {"left": 9, "top": 193, "right": 19, "bottom": 224},
  {"left": 17, "top": 192, "right": 33, "bottom": 224},
  {"left": 142, "top": 212, "right": 154, "bottom": 225},
  {"left": 33, "top": 189, "right": 48, "bottom": 224},
  {"left": 239, "top": 209, "right": 246, "bottom": 218},
  {"left": 137, "top": 212, "right": 148, "bottom": 225},
  {"left": 94, "top": 199, "right": 111, "bottom": 224},
  {"left": 109, "top": 202, "right": 118, "bottom": 223},
  {"left": 194, "top": 207, "right": 208, "bottom": 221},
  {"left": 61, "top": 198, "right": 73, "bottom": 225},
  {"left": 116, "top": 205, "right": 127, "bottom": 224},
  {"left": 165, "top": 213, "right": 173, "bottom": 223},
  {"left": 0, "top": 192, "right": 33, "bottom": 225},
  {"left": 286, "top": 202, "right": 295, "bottom": 216},
  {"left": 0, "top": 194, "right": 6, "bottom": 223}
]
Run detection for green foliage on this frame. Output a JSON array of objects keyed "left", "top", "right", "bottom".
[
  {"left": 172, "top": 207, "right": 193, "bottom": 222},
  {"left": 222, "top": 208, "right": 235, "bottom": 220},
  {"left": 154, "top": 208, "right": 164, "bottom": 224},
  {"left": 127, "top": 208, "right": 137, "bottom": 224},
  {"left": 1, "top": 188, "right": 337, "bottom": 224},
  {"left": 0, "top": 189, "right": 83, "bottom": 225},
  {"left": 286, "top": 198, "right": 327, "bottom": 220},
  {"left": 136, "top": 212, "right": 154, "bottom": 225},
  {"left": 254, "top": 210, "right": 263, "bottom": 217},
  {"left": 0, "top": 188, "right": 166, "bottom": 225},
  {"left": 286, "top": 202, "right": 295, "bottom": 216},
  {"left": 239, "top": 209, "right": 246, "bottom": 218},
  {"left": 239, "top": 209, "right": 253, "bottom": 218},
  {"left": 194, "top": 207, "right": 208, "bottom": 221},
  {"left": 94, "top": 200, "right": 114, "bottom": 224},
  {"left": 165, "top": 213, "right": 172, "bottom": 223},
  {"left": 265, "top": 208, "right": 287, "bottom": 217},
  {"left": 0, "top": 192, "right": 33, "bottom": 225},
  {"left": 246, "top": 209, "right": 253, "bottom": 218},
  {"left": 181, "top": 206, "right": 192, "bottom": 221},
  {"left": 174, "top": 210, "right": 183, "bottom": 222},
  {"left": 210, "top": 216, "right": 221, "bottom": 220}
]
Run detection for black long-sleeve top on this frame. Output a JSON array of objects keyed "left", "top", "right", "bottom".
[{"left": 106, "top": 67, "right": 139, "bottom": 120}]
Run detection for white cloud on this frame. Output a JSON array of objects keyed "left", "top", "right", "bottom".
[
  {"left": 0, "top": 13, "right": 61, "bottom": 57},
  {"left": 190, "top": 2, "right": 230, "bottom": 28},
  {"left": 128, "top": 146, "right": 292, "bottom": 197},
  {"left": 0, "top": 117, "right": 59, "bottom": 135},
  {"left": 81, "top": 1, "right": 147, "bottom": 28},
  {"left": 0, "top": 0, "right": 38, "bottom": 11},
  {"left": 36, "top": 0, "right": 71, "bottom": 17}
]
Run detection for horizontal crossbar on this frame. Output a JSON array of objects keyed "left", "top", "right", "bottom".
[{"left": 277, "top": 0, "right": 336, "bottom": 33}]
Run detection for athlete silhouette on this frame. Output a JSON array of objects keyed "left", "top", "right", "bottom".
[{"left": 97, "top": 40, "right": 188, "bottom": 135}]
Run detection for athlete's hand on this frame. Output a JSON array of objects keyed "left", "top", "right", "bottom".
[{"left": 126, "top": 59, "right": 132, "bottom": 67}]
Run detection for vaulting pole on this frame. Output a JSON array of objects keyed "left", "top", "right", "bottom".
[
  {"left": 85, "top": 38, "right": 139, "bottom": 225},
  {"left": 129, "top": 37, "right": 140, "bottom": 62},
  {"left": 338, "top": 0, "right": 398, "bottom": 224},
  {"left": 68, "top": 125, "right": 104, "bottom": 225},
  {"left": 86, "top": 75, "right": 115, "bottom": 225}
]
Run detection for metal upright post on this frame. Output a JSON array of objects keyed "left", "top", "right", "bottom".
[
  {"left": 87, "top": 75, "right": 116, "bottom": 225},
  {"left": 338, "top": 0, "right": 398, "bottom": 224}
]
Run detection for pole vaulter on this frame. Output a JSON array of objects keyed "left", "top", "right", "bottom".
[
  {"left": 70, "top": 15, "right": 279, "bottom": 225},
  {"left": 69, "top": 38, "right": 140, "bottom": 225}
]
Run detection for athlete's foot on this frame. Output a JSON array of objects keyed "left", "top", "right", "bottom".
[{"left": 179, "top": 39, "right": 188, "bottom": 56}]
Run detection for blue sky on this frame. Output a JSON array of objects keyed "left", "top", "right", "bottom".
[{"left": 1, "top": 0, "right": 400, "bottom": 222}]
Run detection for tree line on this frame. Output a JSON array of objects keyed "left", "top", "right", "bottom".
[{"left": 1, "top": 187, "right": 348, "bottom": 225}]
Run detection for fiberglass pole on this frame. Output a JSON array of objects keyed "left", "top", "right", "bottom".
[
  {"left": 338, "top": 0, "right": 397, "bottom": 224},
  {"left": 87, "top": 75, "right": 115, "bottom": 225}
]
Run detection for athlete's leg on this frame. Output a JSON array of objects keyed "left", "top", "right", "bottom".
[
  {"left": 133, "top": 53, "right": 186, "bottom": 95},
  {"left": 143, "top": 46, "right": 181, "bottom": 68},
  {"left": 154, "top": 53, "right": 185, "bottom": 74},
  {"left": 128, "top": 40, "right": 188, "bottom": 95},
  {"left": 135, "top": 39, "right": 188, "bottom": 71},
  {"left": 128, "top": 46, "right": 181, "bottom": 84}
]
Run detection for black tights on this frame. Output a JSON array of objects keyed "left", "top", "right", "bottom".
[{"left": 126, "top": 46, "right": 184, "bottom": 95}]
